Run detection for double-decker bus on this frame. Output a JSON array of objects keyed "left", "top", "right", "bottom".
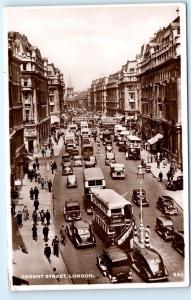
[
  {"left": 83, "top": 167, "right": 106, "bottom": 214},
  {"left": 126, "top": 135, "right": 142, "bottom": 160},
  {"left": 91, "top": 188, "right": 134, "bottom": 251}
]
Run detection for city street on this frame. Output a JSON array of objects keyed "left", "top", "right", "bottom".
[{"left": 52, "top": 135, "right": 184, "bottom": 285}]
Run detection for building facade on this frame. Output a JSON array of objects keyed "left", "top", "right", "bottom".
[
  {"left": 118, "top": 60, "right": 139, "bottom": 119},
  {"left": 106, "top": 72, "right": 120, "bottom": 116},
  {"left": 95, "top": 76, "right": 108, "bottom": 115},
  {"left": 8, "top": 41, "right": 25, "bottom": 194},
  {"left": 8, "top": 32, "right": 50, "bottom": 154},
  {"left": 137, "top": 16, "right": 181, "bottom": 165},
  {"left": 47, "top": 63, "right": 65, "bottom": 126}
]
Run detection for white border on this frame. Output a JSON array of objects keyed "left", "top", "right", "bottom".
[{"left": 3, "top": 2, "right": 189, "bottom": 291}]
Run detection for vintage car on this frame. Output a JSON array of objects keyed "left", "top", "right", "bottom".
[
  {"left": 118, "top": 141, "right": 126, "bottom": 152},
  {"left": 67, "top": 174, "right": 78, "bottom": 188},
  {"left": 105, "top": 145, "right": 113, "bottom": 153},
  {"left": 166, "top": 175, "right": 183, "bottom": 191},
  {"left": 63, "top": 200, "right": 81, "bottom": 222},
  {"left": 156, "top": 196, "right": 178, "bottom": 215},
  {"left": 171, "top": 230, "right": 184, "bottom": 256},
  {"left": 105, "top": 152, "right": 116, "bottom": 166},
  {"left": 92, "top": 129, "right": 97, "bottom": 138},
  {"left": 155, "top": 216, "right": 174, "bottom": 241},
  {"left": 66, "top": 143, "right": 76, "bottom": 153},
  {"left": 73, "top": 155, "right": 83, "bottom": 167},
  {"left": 69, "top": 148, "right": 80, "bottom": 158},
  {"left": 62, "top": 162, "right": 73, "bottom": 176},
  {"left": 97, "top": 247, "right": 132, "bottom": 283},
  {"left": 61, "top": 153, "right": 70, "bottom": 163},
  {"left": 132, "top": 189, "right": 149, "bottom": 207},
  {"left": 85, "top": 156, "right": 97, "bottom": 168},
  {"left": 130, "top": 246, "right": 168, "bottom": 282},
  {"left": 110, "top": 163, "right": 125, "bottom": 179},
  {"left": 104, "top": 138, "right": 113, "bottom": 147},
  {"left": 66, "top": 220, "right": 96, "bottom": 248}
]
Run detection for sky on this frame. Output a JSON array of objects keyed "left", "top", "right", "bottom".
[{"left": 5, "top": 4, "right": 180, "bottom": 91}]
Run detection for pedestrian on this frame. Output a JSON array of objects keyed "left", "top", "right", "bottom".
[
  {"left": 36, "top": 161, "right": 40, "bottom": 170},
  {"left": 52, "top": 236, "right": 59, "bottom": 257},
  {"left": 45, "top": 209, "right": 51, "bottom": 225},
  {"left": 48, "top": 180, "right": 52, "bottom": 193},
  {"left": 45, "top": 176, "right": 48, "bottom": 190},
  {"left": 157, "top": 159, "right": 160, "bottom": 169},
  {"left": 42, "top": 224, "right": 49, "bottom": 242},
  {"left": 34, "top": 186, "right": 39, "bottom": 200},
  {"left": 41, "top": 178, "right": 45, "bottom": 189},
  {"left": 32, "top": 224, "right": 38, "bottom": 241},
  {"left": 11, "top": 201, "right": 16, "bottom": 216},
  {"left": 22, "top": 205, "right": 29, "bottom": 220},
  {"left": 60, "top": 225, "right": 66, "bottom": 245},
  {"left": 34, "top": 172, "right": 38, "bottom": 182},
  {"left": 158, "top": 171, "right": 163, "bottom": 182},
  {"left": 16, "top": 211, "right": 23, "bottom": 228},
  {"left": 51, "top": 162, "right": 54, "bottom": 174},
  {"left": 37, "top": 173, "right": 41, "bottom": 184},
  {"left": 53, "top": 161, "right": 57, "bottom": 172},
  {"left": 32, "top": 210, "right": 38, "bottom": 225},
  {"left": 34, "top": 199, "right": 39, "bottom": 211},
  {"left": 159, "top": 152, "right": 163, "bottom": 162},
  {"left": 167, "top": 170, "right": 171, "bottom": 182},
  {"left": 29, "top": 187, "right": 34, "bottom": 200},
  {"left": 33, "top": 162, "right": 36, "bottom": 172},
  {"left": 44, "top": 244, "right": 51, "bottom": 263},
  {"left": 40, "top": 209, "right": 45, "bottom": 225},
  {"left": 35, "top": 157, "right": 39, "bottom": 164}
]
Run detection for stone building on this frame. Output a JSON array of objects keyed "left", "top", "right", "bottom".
[
  {"left": 8, "top": 40, "right": 25, "bottom": 194},
  {"left": 137, "top": 16, "right": 181, "bottom": 165},
  {"left": 47, "top": 63, "right": 65, "bottom": 126},
  {"left": 106, "top": 71, "right": 120, "bottom": 116},
  {"left": 8, "top": 32, "right": 50, "bottom": 154},
  {"left": 118, "top": 60, "right": 139, "bottom": 120},
  {"left": 95, "top": 76, "right": 108, "bottom": 115}
]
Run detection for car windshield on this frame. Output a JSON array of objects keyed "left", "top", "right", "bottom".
[
  {"left": 163, "top": 221, "right": 173, "bottom": 226},
  {"left": 78, "top": 229, "right": 90, "bottom": 235},
  {"left": 66, "top": 205, "right": 80, "bottom": 211},
  {"left": 148, "top": 258, "right": 161, "bottom": 273},
  {"left": 115, "top": 167, "right": 123, "bottom": 172},
  {"left": 112, "top": 259, "right": 129, "bottom": 267}
]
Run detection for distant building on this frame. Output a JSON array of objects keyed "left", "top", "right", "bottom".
[
  {"left": 106, "top": 71, "right": 120, "bottom": 116},
  {"left": 137, "top": 16, "right": 181, "bottom": 164},
  {"left": 47, "top": 63, "right": 65, "bottom": 126},
  {"left": 8, "top": 38, "right": 25, "bottom": 194},
  {"left": 8, "top": 32, "right": 50, "bottom": 154},
  {"left": 95, "top": 76, "right": 108, "bottom": 115},
  {"left": 118, "top": 60, "right": 139, "bottom": 119}
]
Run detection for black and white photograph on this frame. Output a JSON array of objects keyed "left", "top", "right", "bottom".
[{"left": 5, "top": 3, "right": 189, "bottom": 290}]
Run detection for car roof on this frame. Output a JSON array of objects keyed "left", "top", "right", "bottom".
[
  {"left": 157, "top": 215, "right": 173, "bottom": 222},
  {"left": 67, "top": 174, "right": 76, "bottom": 179},
  {"left": 139, "top": 246, "right": 162, "bottom": 261},
  {"left": 103, "top": 246, "right": 128, "bottom": 262},
  {"left": 74, "top": 155, "right": 82, "bottom": 159},
  {"left": 91, "top": 188, "right": 130, "bottom": 209},
  {"left": 64, "top": 162, "right": 72, "bottom": 166},
  {"left": 62, "top": 153, "right": 70, "bottom": 157},
  {"left": 106, "top": 152, "right": 115, "bottom": 158},
  {"left": 74, "top": 220, "right": 90, "bottom": 229},
  {"left": 111, "top": 163, "right": 124, "bottom": 168},
  {"left": 84, "top": 167, "right": 104, "bottom": 180},
  {"left": 160, "top": 196, "right": 174, "bottom": 201},
  {"left": 65, "top": 200, "right": 80, "bottom": 206}
]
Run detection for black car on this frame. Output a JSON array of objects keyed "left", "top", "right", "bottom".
[
  {"left": 132, "top": 189, "right": 149, "bottom": 207},
  {"left": 156, "top": 196, "right": 178, "bottom": 215},
  {"left": 66, "top": 220, "right": 96, "bottom": 248},
  {"left": 97, "top": 247, "right": 132, "bottom": 283},
  {"left": 118, "top": 141, "right": 126, "bottom": 152},
  {"left": 171, "top": 230, "right": 184, "bottom": 256},
  {"left": 63, "top": 200, "right": 81, "bottom": 222},
  {"left": 155, "top": 216, "right": 174, "bottom": 241},
  {"left": 166, "top": 175, "right": 183, "bottom": 191},
  {"left": 130, "top": 246, "right": 168, "bottom": 282},
  {"left": 62, "top": 162, "right": 73, "bottom": 176},
  {"left": 61, "top": 153, "right": 70, "bottom": 163}
]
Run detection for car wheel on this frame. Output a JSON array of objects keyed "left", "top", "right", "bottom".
[{"left": 141, "top": 267, "right": 149, "bottom": 282}]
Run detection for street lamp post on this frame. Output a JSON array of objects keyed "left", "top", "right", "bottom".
[{"left": 136, "top": 164, "right": 145, "bottom": 244}]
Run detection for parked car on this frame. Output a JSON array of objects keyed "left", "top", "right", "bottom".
[
  {"left": 105, "top": 152, "right": 116, "bottom": 166},
  {"left": 85, "top": 156, "right": 97, "bottom": 168},
  {"left": 155, "top": 216, "right": 174, "bottom": 241},
  {"left": 118, "top": 141, "right": 126, "bottom": 152},
  {"left": 130, "top": 246, "right": 168, "bottom": 282},
  {"left": 110, "top": 163, "right": 125, "bottom": 179},
  {"left": 132, "top": 189, "right": 149, "bottom": 207},
  {"left": 67, "top": 174, "right": 77, "bottom": 188},
  {"left": 63, "top": 200, "right": 81, "bottom": 222},
  {"left": 97, "top": 247, "right": 132, "bottom": 283},
  {"left": 156, "top": 196, "right": 178, "bottom": 215},
  {"left": 62, "top": 162, "right": 73, "bottom": 176},
  {"left": 171, "top": 230, "right": 184, "bottom": 256},
  {"left": 73, "top": 155, "right": 83, "bottom": 167},
  {"left": 166, "top": 175, "right": 183, "bottom": 191},
  {"left": 66, "top": 220, "right": 96, "bottom": 248}
]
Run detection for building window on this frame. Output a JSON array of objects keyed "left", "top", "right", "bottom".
[
  {"left": 24, "top": 80, "right": 28, "bottom": 87},
  {"left": 130, "top": 68, "right": 135, "bottom": 73},
  {"left": 23, "top": 63, "right": 27, "bottom": 71},
  {"left": 130, "top": 103, "right": 135, "bottom": 110},
  {"left": 129, "top": 92, "right": 135, "bottom": 99}
]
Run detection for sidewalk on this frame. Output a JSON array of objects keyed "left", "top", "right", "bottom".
[
  {"left": 12, "top": 137, "right": 72, "bottom": 286},
  {"left": 140, "top": 150, "right": 184, "bottom": 210}
]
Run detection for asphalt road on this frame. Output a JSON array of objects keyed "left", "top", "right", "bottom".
[{"left": 53, "top": 136, "right": 184, "bottom": 285}]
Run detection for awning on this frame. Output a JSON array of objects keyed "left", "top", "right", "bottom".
[
  {"left": 51, "top": 115, "right": 60, "bottom": 124},
  {"left": 147, "top": 133, "right": 163, "bottom": 145}
]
